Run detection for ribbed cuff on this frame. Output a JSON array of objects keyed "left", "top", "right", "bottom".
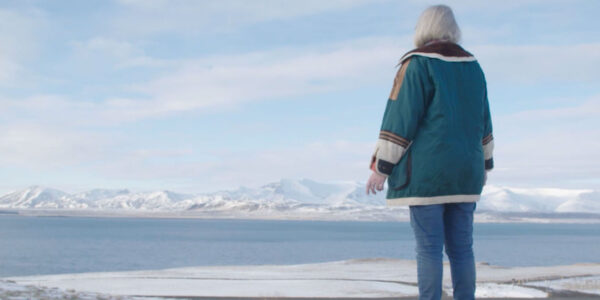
[
  {"left": 485, "top": 158, "right": 494, "bottom": 170},
  {"left": 376, "top": 159, "right": 394, "bottom": 176}
]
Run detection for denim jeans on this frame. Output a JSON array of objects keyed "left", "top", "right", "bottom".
[{"left": 409, "top": 202, "right": 476, "bottom": 300}]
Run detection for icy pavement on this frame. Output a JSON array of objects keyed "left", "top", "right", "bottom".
[{"left": 4, "top": 258, "right": 600, "bottom": 299}]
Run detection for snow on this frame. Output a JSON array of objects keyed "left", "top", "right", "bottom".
[
  {"left": 528, "top": 275, "right": 600, "bottom": 295},
  {"left": 5, "top": 258, "right": 600, "bottom": 299},
  {"left": 479, "top": 185, "right": 596, "bottom": 213},
  {"left": 556, "top": 191, "right": 600, "bottom": 212},
  {"left": 0, "top": 279, "right": 165, "bottom": 300},
  {"left": 471, "top": 283, "right": 548, "bottom": 298},
  {"left": 1, "top": 179, "right": 599, "bottom": 222}
]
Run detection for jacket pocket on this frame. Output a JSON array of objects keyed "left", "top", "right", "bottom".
[{"left": 390, "top": 149, "right": 412, "bottom": 191}]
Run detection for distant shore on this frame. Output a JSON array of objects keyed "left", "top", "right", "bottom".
[{"left": 3, "top": 208, "right": 600, "bottom": 224}]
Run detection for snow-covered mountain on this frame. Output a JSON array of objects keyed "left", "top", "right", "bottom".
[
  {"left": 0, "top": 187, "right": 194, "bottom": 211},
  {"left": 479, "top": 185, "right": 600, "bottom": 213},
  {"left": 1, "top": 179, "right": 599, "bottom": 221},
  {"left": 0, "top": 186, "right": 74, "bottom": 209}
]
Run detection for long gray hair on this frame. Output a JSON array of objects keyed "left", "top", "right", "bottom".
[{"left": 414, "top": 5, "right": 461, "bottom": 48}]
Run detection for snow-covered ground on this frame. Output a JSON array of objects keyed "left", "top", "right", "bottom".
[
  {"left": 4, "top": 258, "right": 600, "bottom": 299},
  {"left": 1, "top": 178, "right": 600, "bottom": 223},
  {"left": 528, "top": 275, "right": 600, "bottom": 296},
  {"left": 0, "top": 279, "right": 165, "bottom": 300}
]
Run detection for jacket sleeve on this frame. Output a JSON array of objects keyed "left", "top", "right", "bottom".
[
  {"left": 482, "top": 81, "right": 494, "bottom": 171},
  {"left": 370, "top": 57, "right": 432, "bottom": 176}
]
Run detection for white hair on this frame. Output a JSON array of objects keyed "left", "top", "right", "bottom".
[{"left": 414, "top": 5, "right": 461, "bottom": 48}]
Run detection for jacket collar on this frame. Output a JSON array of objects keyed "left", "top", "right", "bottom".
[{"left": 399, "top": 41, "right": 476, "bottom": 64}]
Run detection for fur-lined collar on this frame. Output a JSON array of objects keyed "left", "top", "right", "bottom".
[{"left": 399, "top": 41, "right": 476, "bottom": 64}]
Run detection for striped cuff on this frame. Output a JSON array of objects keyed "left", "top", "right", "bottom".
[
  {"left": 370, "top": 131, "right": 410, "bottom": 176},
  {"left": 485, "top": 158, "right": 494, "bottom": 170},
  {"left": 483, "top": 133, "right": 494, "bottom": 170},
  {"left": 379, "top": 130, "right": 409, "bottom": 148},
  {"left": 370, "top": 154, "right": 391, "bottom": 177}
]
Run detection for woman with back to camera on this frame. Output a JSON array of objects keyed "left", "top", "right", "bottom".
[{"left": 366, "top": 5, "right": 494, "bottom": 300}]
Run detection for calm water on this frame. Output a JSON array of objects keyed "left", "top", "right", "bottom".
[{"left": 1, "top": 214, "right": 599, "bottom": 277}]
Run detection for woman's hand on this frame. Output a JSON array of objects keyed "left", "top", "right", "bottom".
[{"left": 366, "top": 172, "right": 387, "bottom": 195}]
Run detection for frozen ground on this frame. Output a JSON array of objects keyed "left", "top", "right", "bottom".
[
  {"left": 0, "top": 278, "right": 165, "bottom": 300},
  {"left": 4, "top": 258, "right": 600, "bottom": 299},
  {"left": 528, "top": 275, "right": 600, "bottom": 296}
]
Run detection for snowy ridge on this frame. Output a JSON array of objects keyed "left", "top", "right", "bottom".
[
  {"left": 479, "top": 185, "right": 600, "bottom": 213},
  {"left": 1, "top": 179, "right": 599, "bottom": 221},
  {"left": 0, "top": 179, "right": 386, "bottom": 211}
]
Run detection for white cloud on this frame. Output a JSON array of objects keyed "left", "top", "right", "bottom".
[
  {"left": 0, "top": 124, "right": 115, "bottom": 168},
  {"left": 95, "top": 40, "right": 600, "bottom": 121},
  {"left": 2, "top": 36, "right": 408, "bottom": 132},
  {"left": 0, "top": 94, "right": 97, "bottom": 127},
  {"left": 112, "top": 0, "right": 382, "bottom": 36},
  {"left": 124, "top": 37, "right": 404, "bottom": 115},
  {"left": 26, "top": 36, "right": 405, "bottom": 123},
  {"left": 80, "top": 37, "right": 135, "bottom": 58},
  {"left": 92, "top": 139, "right": 374, "bottom": 192},
  {"left": 0, "top": 35, "right": 403, "bottom": 190},
  {"left": 4, "top": 37, "right": 599, "bottom": 125},
  {"left": 0, "top": 8, "right": 40, "bottom": 59},
  {"left": 491, "top": 95, "right": 600, "bottom": 188},
  {"left": 501, "top": 97, "right": 600, "bottom": 122},
  {"left": 0, "top": 7, "right": 45, "bottom": 85},
  {"left": 3, "top": 29, "right": 600, "bottom": 191},
  {"left": 473, "top": 43, "right": 600, "bottom": 84},
  {"left": 0, "top": 57, "right": 23, "bottom": 82},
  {"left": 72, "top": 37, "right": 170, "bottom": 69}
]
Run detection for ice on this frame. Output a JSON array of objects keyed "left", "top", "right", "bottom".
[
  {"left": 471, "top": 283, "right": 548, "bottom": 298},
  {"left": 5, "top": 258, "right": 600, "bottom": 299},
  {"left": 0, "top": 279, "right": 166, "bottom": 300},
  {"left": 528, "top": 275, "right": 600, "bottom": 295}
]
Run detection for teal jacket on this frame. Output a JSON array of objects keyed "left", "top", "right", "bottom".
[{"left": 370, "top": 42, "right": 494, "bottom": 206}]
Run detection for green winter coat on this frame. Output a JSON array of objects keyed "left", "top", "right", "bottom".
[{"left": 370, "top": 42, "right": 494, "bottom": 206}]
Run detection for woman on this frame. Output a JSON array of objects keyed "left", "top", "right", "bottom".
[{"left": 366, "top": 5, "right": 494, "bottom": 300}]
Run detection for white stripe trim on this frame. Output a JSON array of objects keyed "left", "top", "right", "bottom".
[
  {"left": 483, "top": 139, "right": 494, "bottom": 160},
  {"left": 402, "top": 52, "right": 477, "bottom": 63},
  {"left": 375, "top": 139, "right": 406, "bottom": 164},
  {"left": 386, "top": 194, "right": 480, "bottom": 206}
]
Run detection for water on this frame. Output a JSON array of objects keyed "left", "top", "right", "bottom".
[{"left": 1, "top": 214, "right": 599, "bottom": 277}]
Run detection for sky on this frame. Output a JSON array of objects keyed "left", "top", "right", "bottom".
[{"left": 1, "top": 0, "right": 599, "bottom": 194}]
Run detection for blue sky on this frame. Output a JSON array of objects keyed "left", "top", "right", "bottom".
[{"left": 1, "top": 0, "right": 599, "bottom": 194}]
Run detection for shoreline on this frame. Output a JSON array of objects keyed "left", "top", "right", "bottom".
[
  {"left": 4, "top": 258, "right": 600, "bottom": 299},
  {"left": 3, "top": 208, "right": 600, "bottom": 224}
]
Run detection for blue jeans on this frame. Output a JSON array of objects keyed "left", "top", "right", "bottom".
[{"left": 409, "top": 202, "right": 476, "bottom": 300}]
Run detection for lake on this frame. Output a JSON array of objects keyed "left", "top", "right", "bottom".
[{"left": 1, "top": 214, "right": 599, "bottom": 277}]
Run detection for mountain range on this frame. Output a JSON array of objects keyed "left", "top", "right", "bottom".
[{"left": 1, "top": 178, "right": 599, "bottom": 222}]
